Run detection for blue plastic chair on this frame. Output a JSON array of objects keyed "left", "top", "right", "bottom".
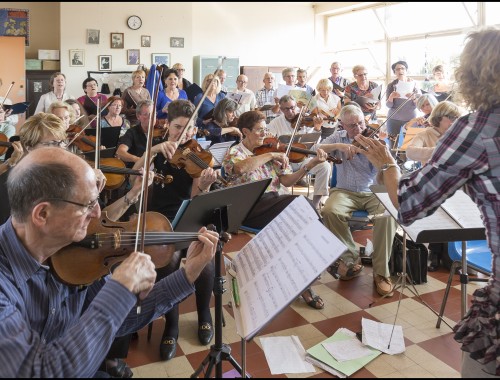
[
  {"left": 330, "top": 165, "right": 370, "bottom": 229},
  {"left": 436, "top": 240, "right": 492, "bottom": 328}
]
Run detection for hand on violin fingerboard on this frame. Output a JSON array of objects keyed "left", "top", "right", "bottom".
[{"left": 184, "top": 227, "right": 219, "bottom": 284}]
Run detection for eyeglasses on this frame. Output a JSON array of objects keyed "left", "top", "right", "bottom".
[
  {"left": 38, "top": 140, "right": 65, "bottom": 147},
  {"left": 252, "top": 128, "right": 267, "bottom": 134},
  {"left": 237, "top": 80, "right": 248, "bottom": 84},
  {"left": 356, "top": 73, "right": 368, "bottom": 77},
  {"left": 444, "top": 115, "right": 458, "bottom": 122},
  {"left": 341, "top": 120, "right": 365, "bottom": 129},
  {"left": 280, "top": 105, "right": 296, "bottom": 112},
  {"left": 43, "top": 197, "right": 100, "bottom": 213}
]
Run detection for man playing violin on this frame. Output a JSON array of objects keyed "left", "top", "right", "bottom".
[
  {"left": 267, "top": 95, "right": 331, "bottom": 210},
  {"left": 132, "top": 99, "right": 218, "bottom": 361},
  {"left": 222, "top": 110, "right": 329, "bottom": 310},
  {"left": 316, "top": 105, "right": 397, "bottom": 296},
  {"left": 0, "top": 146, "right": 218, "bottom": 377}
]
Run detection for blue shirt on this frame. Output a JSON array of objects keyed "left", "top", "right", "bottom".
[
  {"left": 0, "top": 218, "right": 194, "bottom": 377},
  {"left": 194, "top": 92, "right": 226, "bottom": 128},
  {"left": 321, "top": 130, "right": 377, "bottom": 192},
  {"left": 156, "top": 89, "right": 188, "bottom": 120}
]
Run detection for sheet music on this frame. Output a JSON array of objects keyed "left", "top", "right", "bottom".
[
  {"left": 373, "top": 189, "right": 484, "bottom": 243},
  {"left": 226, "top": 91, "right": 253, "bottom": 105},
  {"left": 440, "top": 190, "right": 484, "bottom": 229},
  {"left": 231, "top": 196, "right": 347, "bottom": 339},
  {"left": 395, "top": 81, "right": 415, "bottom": 98},
  {"left": 208, "top": 140, "right": 235, "bottom": 166},
  {"left": 276, "top": 84, "right": 298, "bottom": 99}
]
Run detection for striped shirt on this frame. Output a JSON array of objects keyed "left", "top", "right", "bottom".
[
  {"left": 321, "top": 129, "right": 377, "bottom": 192},
  {"left": 397, "top": 109, "right": 500, "bottom": 375},
  {"left": 0, "top": 218, "right": 194, "bottom": 377}
]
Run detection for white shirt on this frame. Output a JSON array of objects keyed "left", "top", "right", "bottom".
[
  {"left": 34, "top": 92, "right": 74, "bottom": 114},
  {"left": 234, "top": 88, "right": 256, "bottom": 117},
  {"left": 267, "top": 114, "right": 316, "bottom": 136}
]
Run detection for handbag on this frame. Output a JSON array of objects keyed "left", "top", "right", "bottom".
[{"left": 389, "top": 233, "right": 428, "bottom": 284}]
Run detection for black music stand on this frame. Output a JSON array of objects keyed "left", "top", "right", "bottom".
[
  {"left": 370, "top": 186, "right": 486, "bottom": 332},
  {"left": 86, "top": 127, "right": 121, "bottom": 150},
  {"left": 172, "top": 179, "right": 271, "bottom": 378}
]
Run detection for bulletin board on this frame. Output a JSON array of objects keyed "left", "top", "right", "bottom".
[{"left": 87, "top": 71, "right": 133, "bottom": 96}]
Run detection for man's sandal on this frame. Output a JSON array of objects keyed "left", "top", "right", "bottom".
[{"left": 327, "top": 259, "right": 364, "bottom": 280}]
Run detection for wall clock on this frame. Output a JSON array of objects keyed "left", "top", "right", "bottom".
[{"left": 127, "top": 15, "right": 142, "bottom": 30}]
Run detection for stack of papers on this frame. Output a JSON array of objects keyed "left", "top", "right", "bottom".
[{"left": 305, "top": 328, "right": 381, "bottom": 377}]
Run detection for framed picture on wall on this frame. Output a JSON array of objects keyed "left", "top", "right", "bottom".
[
  {"left": 87, "top": 29, "right": 100, "bottom": 44},
  {"left": 170, "top": 37, "right": 184, "bottom": 48},
  {"left": 110, "top": 32, "right": 124, "bottom": 49},
  {"left": 0, "top": 8, "right": 30, "bottom": 46},
  {"left": 141, "top": 35, "right": 151, "bottom": 47},
  {"left": 151, "top": 53, "right": 170, "bottom": 67},
  {"left": 98, "top": 55, "right": 111, "bottom": 71},
  {"left": 127, "top": 49, "right": 140, "bottom": 65},
  {"left": 69, "top": 49, "right": 85, "bottom": 67}
]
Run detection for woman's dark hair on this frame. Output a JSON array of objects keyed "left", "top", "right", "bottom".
[{"left": 82, "top": 77, "right": 98, "bottom": 90}]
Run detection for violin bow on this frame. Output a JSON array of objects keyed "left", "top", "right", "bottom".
[
  {"left": 94, "top": 98, "right": 102, "bottom": 172},
  {"left": 66, "top": 101, "right": 112, "bottom": 147},
  {"left": 168, "top": 56, "right": 227, "bottom": 143},
  {"left": 285, "top": 95, "right": 314, "bottom": 156},
  {"left": 0, "top": 81, "right": 15, "bottom": 110}
]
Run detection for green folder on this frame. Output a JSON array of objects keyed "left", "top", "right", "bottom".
[{"left": 305, "top": 329, "right": 381, "bottom": 377}]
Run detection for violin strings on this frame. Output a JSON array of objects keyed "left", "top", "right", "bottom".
[{"left": 186, "top": 152, "right": 209, "bottom": 169}]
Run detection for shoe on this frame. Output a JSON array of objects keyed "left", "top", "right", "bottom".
[
  {"left": 327, "top": 259, "right": 364, "bottom": 280},
  {"left": 100, "top": 358, "right": 133, "bottom": 378},
  {"left": 301, "top": 288, "right": 324, "bottom": 309},
  {"left": 159, "top": 337, "right": 177, "bottom": 361},
  {"left": 374, "top": 274, "right": 394, "bottom": 296},
  {"left": 198, "top": 322, "right": 214, "bottom": 345}
]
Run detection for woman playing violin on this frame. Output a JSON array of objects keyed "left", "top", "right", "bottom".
[
  {"left": 65, "top": 98, "right": 90, "bottom": 129},
  {"left": 202, "top": 98, "right": 242, "bottom": 145},
  {"left": 313, "top": 78, "right": 342, "bottom": 140},
  {"left": 132, "top": 99, "right": 218, "bottom": 360},
  {"left": 403, "top": 93, "right": 438, "bottom": 130},
  {"left": 223, "top": 110, "right": 328, "bottom": 310}
]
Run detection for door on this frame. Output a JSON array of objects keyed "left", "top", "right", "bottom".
[{"left": 25, "top": 70, "right": 57, "bottom": 117}]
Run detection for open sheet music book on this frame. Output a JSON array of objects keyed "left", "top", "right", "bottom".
[
  {"left": 226, "top": 91, "right": 253, "bottom": 106},
  {"left": 208, "top": 140, "right": 235, "bottom": 167},
  {"left": 2, "top": 102, "right": 30, "bottom": 115},
  {"left": 227, "top": 196, "right": 347, "bottom": 340},
  {"left": 276, "top": 84, "right": 299, "bottom": 99},
  {"left": 371, "top": 187, "right": 485, "bottom": 243}
]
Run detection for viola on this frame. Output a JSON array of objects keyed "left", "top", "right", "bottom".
[
  {"left": 169, "top": 139, "right": 230, "bottom": 186},
  {"left": 49, "top": 211, "right": 200, "bottom": 286},
  {"left": 253, "top": 137, "right": 342, "bottom": 164},
  {"left": 0, "top": 132, "right": 12, "bottom": 156},
  {"left": 67, "top": 124, "right": 97, "bottom": 152}
]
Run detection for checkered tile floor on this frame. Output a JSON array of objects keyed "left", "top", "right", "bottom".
[{"left": 125, "top": 228, "right": 484, "bottom": 378}]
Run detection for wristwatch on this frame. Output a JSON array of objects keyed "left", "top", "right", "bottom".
[{"left": 381, "top": 163, "right": 398, "bottom": 171}]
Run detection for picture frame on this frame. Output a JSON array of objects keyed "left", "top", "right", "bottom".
[
  {"left": 141, "top": 35, "right": 151, "bottom": 47},
  {"left": 170, "top": 37, "right": 184, "bottom": 48},
  {"left": 110, "top": 32, "right": 124, "bottom": 49},
  {"left": 69, "top": 49, "right": 85, "bottom": 67},
  {"left": 87, "top": 29, "right": 100, "bottom": 44},
  {"left": 127, "top": 49, "right": 140, "bottom": 65},
  {"left": 98, "top": 55, "right": 111, "bottom": 71},
  {"left": 151, "top": 53, "right": 170, "bottom": 67},
  {"left": 0, "top": 8, "right": 30, "bottom": 46}
]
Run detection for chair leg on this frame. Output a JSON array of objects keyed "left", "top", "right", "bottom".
[
  {"left": 436, "top": 260, "right": 461, "bottom": 328},
  {"left": 147, "top": 321, "right": 153, "bottom": 341}
]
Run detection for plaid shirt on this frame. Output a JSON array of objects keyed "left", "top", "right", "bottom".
[
  {"left": 255, "top": 87, "right": 279, "bottom": 120},
  {"left": 397, "top": 109, "right": 500, "bottom": 375}
]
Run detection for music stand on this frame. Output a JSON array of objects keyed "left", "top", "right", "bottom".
[
  {"left": 370, "top": 186, "right": 485, "bottom": 332},
  {"left": 172, "top": 179, "right": 271, "bottom": 378},
  {"left": 278, "top": 132, "right": 321, "bottom": 150},
  {"left": 86, "top": 127, "right": 121, "bottom": 150}
]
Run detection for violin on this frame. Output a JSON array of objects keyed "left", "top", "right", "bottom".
[
  {"left": 0, "top": 132, "right": 12, "bottom": 156},
  {"left": 49, "top": 211, "right": 200, "bottom": 286},
  {"left": 253, "top": 137, "right": 342, "bottom": 164},
  {"left": 67, "top": 124, "right": 97, "bottom": 152},
  {"left": 169, "top": 139, "right": 230, "bottom": 186}
]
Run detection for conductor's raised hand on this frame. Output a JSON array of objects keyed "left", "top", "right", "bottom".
[
  {"left": 184, "top": 227, "right": 219, "bottom": 284},
  {"left": 353, "top": 134, "right": 395, "bottom": 170},
  {"left": 111, "top": 251, "right": 157, "bottom": 299}
]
